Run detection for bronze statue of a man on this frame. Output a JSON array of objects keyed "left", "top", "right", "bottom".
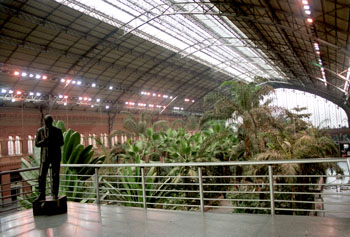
[{"left": 35, "top": 115, "right": 64, "bottom": 200}]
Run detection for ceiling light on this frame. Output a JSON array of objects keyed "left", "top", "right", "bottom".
[
  {"left": 13, "top": 71, "right": 20, "bottom": 76},
  {"left": 92, "top": 83, "right": 96, "bottom": 87},
  {"left": 35, "top": 74, "right": 41, "bottom": 79},
  {"left": 192, "top": 100, "right": 195, "bottom": 103},
  {"left": 21, "top": 72, "right": 27, "bottom": 77},
  {"left": 61, "top": 78, "right": 65, "bottom": 83},
  {"left": 29, "top": 92, "right": 34, "bottom": 96},
  {"left": 141, "top": 91, "right": 145, "bottom": 95},
  {"left": 72, "top": 80, "right": 76, "bottom": 84},
  {"left": 91, "top": 105, "right": 94, "bottom": 108},
  {"left": 77, "top": 81, "right": 82, "bottom": 85},
  {"left": 79, "top": 97, "right": 83, "bottom": 100},
  {"left": 16, "top": 91, "right": 22, "bottom": 95},
  {"left": 96, "top": 98, "right": 100, "bottom": 102},
  {"left": 163, "top": 95, "right": 168, "bottom": 98},
  {"left": 170, "top": 96, "right": 173, "bottom": 99},
  {"left": 152, "top": 93, "right": 156, "bottom": 96},
  {"left": 11, "top": 98, "right": 15, "bottom": 102},
  {"left": 59, "top": 95, "right": 63, "bottom": 98},
  {"left": 42, "top": 75, "right": 47, "bottom": 80},
  {"left": 67, "top": 80, "right": 71, "bottom": 84},
  {"left": 181, "top": 108, "right": 184, "bottom": 110},
  {"left": 149, "top": 104, "right": 154, "bottom": 107},
  {"left": 125, "top": 102, "right": 129, "bottom": 104},
  {"left": 304, "top": 5, "right": 310, "bottom": 10},
  {"left": 84, "top": 97, "right": 88, "bottom": 101},
  {"left": 302, "top": 0, "right": 308, "bottom": 4},
  {"left": 307, "top": 18, "right": 313, "bottom": 23},
  {"left": 105, "top": 105, "right": 110, "bottom": 109},
  {"left": 184, "top": 98, "right": 190, "bottom": 102},
  {"left": 88, "top": 98, "right": 92, "bottom": 101},
  {"left": 29, "top": 74, "right": 34, "bottom": 78},
  {"left": 64, "top": 102, "right": 67, "bottom": 106},
  {"left": 36, "top": 92, "right": 41, "bottom": 96},
  {"left": 64, "top": 95, "right": 68, "bottom": 99},
  {"left": 158, "top": 94, "right": 161, "bottom": 97},
  {"left": 1, "top": 89, "right": 7, "bottom": 93},
  {"left": 109, "top": 86, "right": 113, "bottom": 90},
  {"left": 305, "top": 10, "right": 311, "bottom": 15},
  {"left": 9, "top": 90, "right": 13, "bottom": 94}
]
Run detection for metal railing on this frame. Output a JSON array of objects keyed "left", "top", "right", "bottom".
[{"left": 1, "top": 158, "right": 350, "bottom": 217}]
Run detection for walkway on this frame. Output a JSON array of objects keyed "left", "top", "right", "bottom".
[{"left": 1, "top": 202, "right": 349, "bottom": 237}]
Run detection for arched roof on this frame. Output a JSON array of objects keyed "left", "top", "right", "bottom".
[{"left": 0, "top": 0, "right": 349, "bottom": 116}]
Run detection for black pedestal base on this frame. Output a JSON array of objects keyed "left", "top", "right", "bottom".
[{"left": 33, "top": 196, "right": 67, "bottom": 216}]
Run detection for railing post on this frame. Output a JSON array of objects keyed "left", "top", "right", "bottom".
[
  {"left": 346, "top": 158, "right": 350, "bottom": 178},
  {"left": 268, "top": 165, "right": 275, "bottom": 215},
  {"left": 198, "top": 167, "right": 204, "bottom": 213},
  {"left": 94, "top": 168, "right": 100, "bottom": 205},
  {"left": 141, "top": 167, "right": 147, "bottom": 209}
]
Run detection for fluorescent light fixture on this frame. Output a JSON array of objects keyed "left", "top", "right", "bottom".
[
  {"left": 64, "top": 102, "right": 67, "bottom": 106},
  {"left": 302, "top": 0, "right": 308, "bottom": 4},
  {"left": 88, "top": 98, "right": 91, "bottom": 101},
  {"left": 152, "top": 93, "right": 156, "bottom": 96},
  {"left": 16, "top": 91, "right": 21, "bottom": 95},
  {"left": 163, "top": 95, "right": 168, "bottom": 98},
  {"left": 125, "top": 102, "right": 129, "bottom": 104},
  {"left": 9, "top": 90, "right": 13, "bottom": 94},
  {"left": 109, "top": 86, "right": 113, "bottom": 90},
  {"left": 79, "top": 97, "right": 83, "bottom": 100},
  {"left": 1, "top": 89, "right": 7, "bottom": 93},
  {"left": 29, "top": 92, "right": 34, "bottom": 96},
  {"left": 64, "top": 95, "right": 68, "bottom": 99},
  {"left": 72, "top": 80, "right": 76, "bottom": 84},
  {"left": 14, "top": 71, "right": 20, "bottom": 76},
  {"left": 304, "top": 5, "right": 310, "bottom": 10},
  {"left": 11, "top": 98, "right": 15, "bottom": 102},
  {"left": 29, "top": 74, "right": 34, "bottom": 78},
  {"left": 61, "top": 78, "right": 65, "bottom": 83},
  {"left": 77, "top": 81, "right": 82, "bottom": 85},
  {"left": 59, "top": 95, "right": 63, "bottom": 98},
  {"left": 307, "top": 18, "right": 313, "bottom": 23},
  {"left": 96, "top": 98, "right": 100, "bottom": 102},
  {"left": 92, "top": 83, "right": 96, "bottom": 87},
  {"left": 36, "top": 92, "right": 41, "bottom": 96},
  {"left": 21, "top": 72, "right": 27, "bottom": 77},
  {"left": 170, "top": 96, "right": 173, "bottom": 99},
  {"left": 192, "top": 100, "right": 195, "bottom": 103},
  {"left": 305, "top": 10, "right": 311, "bottom": 15},
  {"left": 91, "top": 105, "right": 94, "bottom": 108},
  {"left": 42, "top": 75, "right": 47, "bottom": 80},
  {"left": 105, "top": 105, "right": 110, "bottom": 109},
  {"left": 35, "top": 74, "right": 41, "bottom": 79}
]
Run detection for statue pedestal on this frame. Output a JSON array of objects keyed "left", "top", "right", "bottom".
[{"left": 33, "top": 196, "right": 67, "bottom": 216}]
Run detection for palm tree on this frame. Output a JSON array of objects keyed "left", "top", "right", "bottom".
[{"left": 201, "top": 79, "right": 274, "bottom": 158}]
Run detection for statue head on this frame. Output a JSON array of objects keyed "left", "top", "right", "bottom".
[{"left": 44, "top": 115, "right": 53, "bottom": 128}]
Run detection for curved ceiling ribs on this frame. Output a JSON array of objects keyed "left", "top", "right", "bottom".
[{"left": 0, "top": 0, "right": 349, "bottom": 117}]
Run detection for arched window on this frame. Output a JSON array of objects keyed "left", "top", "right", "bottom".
[
  {"left": 104, "top": 133, "right": 108, "bottom": 147},
  {"left": 100, "top": 133, "right": 104, "bottom": 146},
  {"left": 8, "top": 136, "right": 14, "bottom": 155},
  {"left": 88, "top": 134, "right": 92, "bottom": 146},
  {"left": 80, "top": 134, "right": 85, "bottom": 145},
  {"left": 92, "top": 134, "right": 97, "bottom": 148},
  {"left": 28, "top": 135, "right": 34, "bottom": 154},
  {"left": 15, "top": 136, "right": 21, "bottom": 155}
]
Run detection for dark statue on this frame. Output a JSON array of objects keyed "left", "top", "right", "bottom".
[{"left": 33, "top": 115, "right": 67, "bottom": 215}]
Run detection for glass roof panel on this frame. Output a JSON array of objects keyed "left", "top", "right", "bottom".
[{"left": 56, "top": 0, "right": 285, "bottom": 81}]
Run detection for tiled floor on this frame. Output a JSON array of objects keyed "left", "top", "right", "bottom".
[{"left": 1, "top": 202, "right": 349, "bottom": 237}]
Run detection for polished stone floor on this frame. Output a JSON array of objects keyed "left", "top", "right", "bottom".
[{"left": 0, "top": 202, "right": 349, "bottom": 237}]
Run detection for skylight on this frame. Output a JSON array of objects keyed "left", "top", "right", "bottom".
[{"left": 55, "top": 0, "right": 284, "bottom": 82}]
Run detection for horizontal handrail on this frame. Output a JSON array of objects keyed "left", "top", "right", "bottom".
[{"left": 0, "top": 158, "right": 347, "bottom": 176}]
